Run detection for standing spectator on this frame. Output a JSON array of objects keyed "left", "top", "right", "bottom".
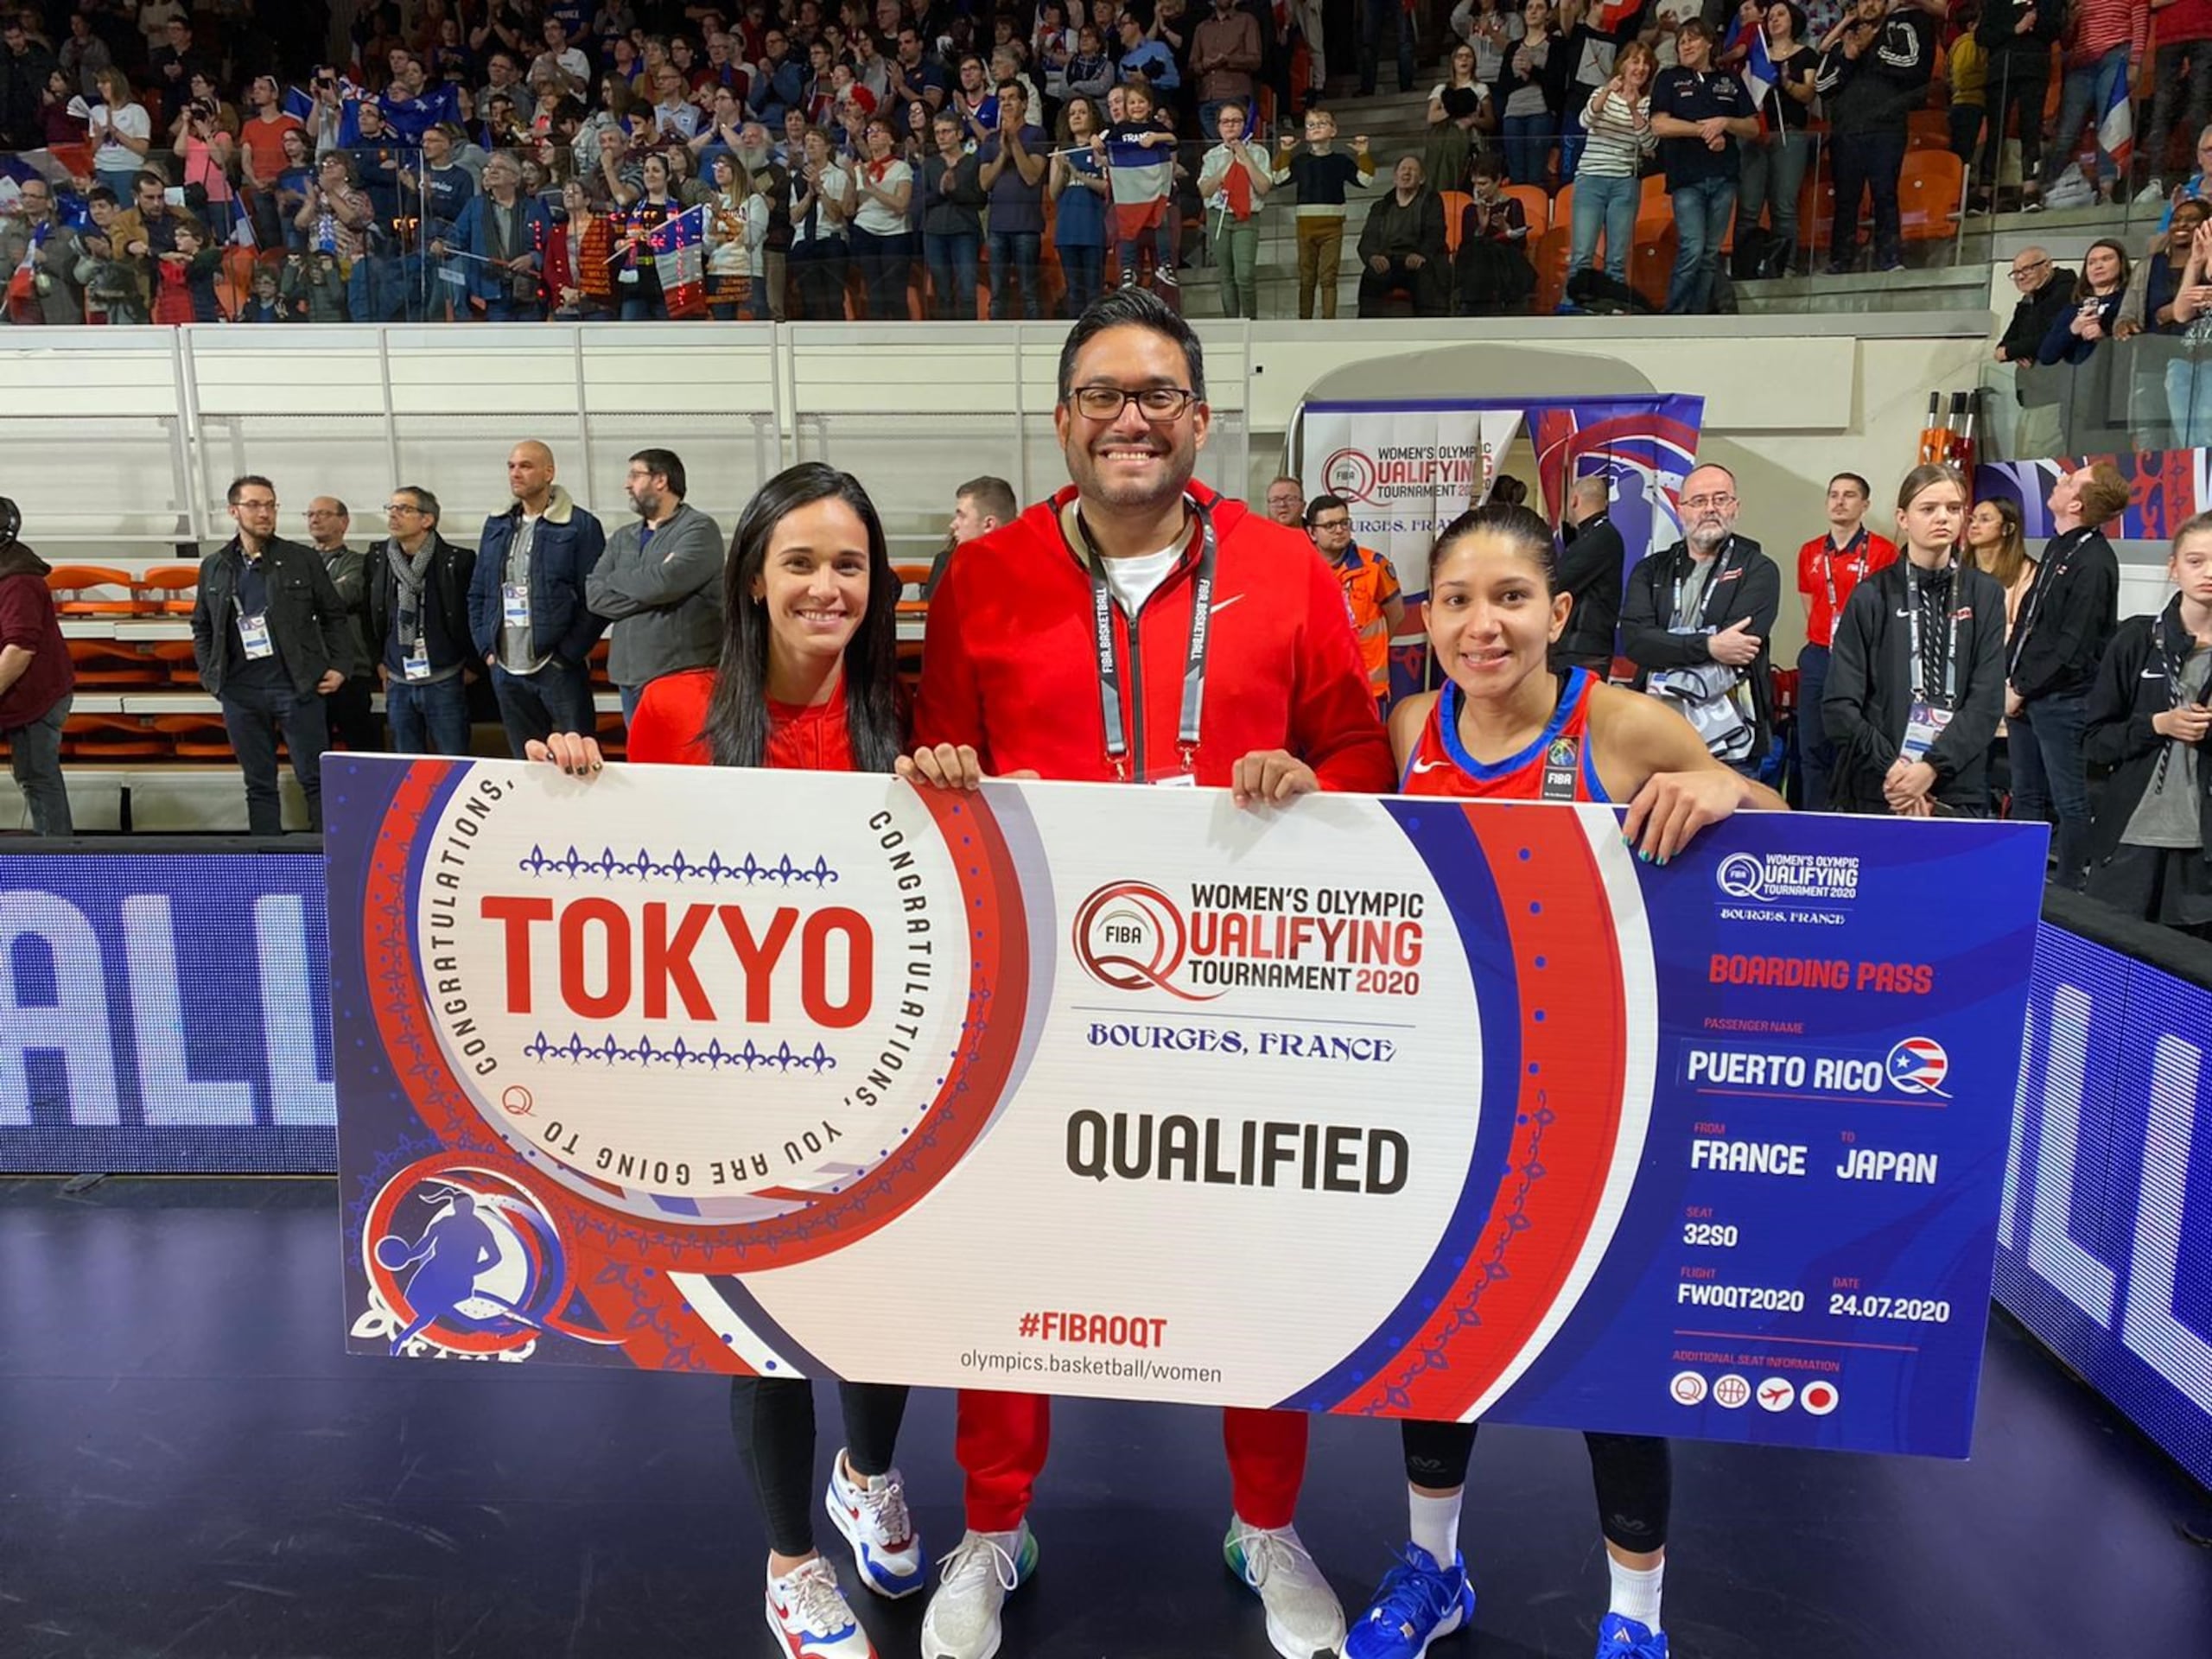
[
  {"left": 59, "top": 13, "right": 111, "bottom": 103},
  {"left": 1971, "top": 0, "right": 2063, "bottom": 215},
  {"left": 1116, "top": 7, "right": 1183, "bottom": 104},
  {"left": 1795, "top": 470, "right": 1899, "bottom": 811},
  {"left": 190, "top": 476, "right": 355, "bottom": 836},
  {"left": 1572, "top": 41, "right": 1656, "bottom": 289},
  {"left": 849, "top": 115, "right": 916, "bottom": 319},
  {"left": 1306, "top": 493, "right": 1406, "bottom": 708},
  {"left": 1067, "top": 23, "right": 1114, "bottom": 102},
  {"left": 0, "top": 498, "right": 73, "bottom": 836},
  {"left": 1424, "top": 41, "right": 1494, "bottom": 191},
  {"left": 146, "top": 16, "right": 207, "bottom": 125},
  {"left": 1994, "top": 245, "right": 2075, "bottom": 459},
  {"left": 440, "top": 151, "right": 552, "bottom": 321},
  {"left": 1265, "top": 475, "right": 1306, "bottom": 525},
  {"left": 1272, "top": 109, "right": 1375, "bottom": 319},
  {"left": 1649, "top": 20, "right": 1756, "bottom": 315},
  {"left": 367, "top": 486, "right": 477, "bottom": 757},
  {"left": 1558, "top": 0, "right": 1649, "bottom": 183},
  {"left": 1965, "top": 494, "right": 2039, "bottom": 639},
  {"left": 2042, "top": 0, "right": 2148, "bottom": 207},
  {"left": 1198, "top": 100, "right": 1273, "bottom": 319},
  {"left": 2082, "top": 512, "right": 2212, "bottom": 936},
  {"left": 586, "top": 449, "right": 726, "bottom": 723},
  {"left": 1049, "top": 95, "right": 1109, "bottom": 316},
  {"left": 907, "top": 288, "right": 1389, "bottom": 1659},
  {"left": 1947, "top": 11, "right": 1986, "bottom": 167},
  {"left": 305, "top": 497, "right": 381, "bottom": 755},
  {"left": 923, "top": 107, "right": 986, "bottom": 318},
  {"left": 788, "top": 124, "right": 854, "bottom": 320},
  {"left": 702, "top": 151, "right": 767, "bottom": 320},
  {"left": 1495, "top": 0, "right": 1565, "bottom": 188},
  {"left": 980, "top": 79, "right": 1046, "bottom": 318},
  {"left": 924, "top": 475, "right": 1019, "bottom": 598},
  {"left": 1454, "top": 149, "right": 1535, "bottom": 313},
  {"left": 2126, "top": 211, "right": 2212, "bottom": 448},
  {"left": 1359, "top": 0, "right": 1418, "bottom": 97},
  {"left": 0, "top": 17, "right": 61, "bottom": 150},
  {"left": 1555, "top": 474, "right": 1624, "bottom": 673},
  {"left": 468, "top": 442, "right": 609, "bottom": 759},
  {"left": 1815, "top": 0, "right": 1935, "bottom": 276},
  {"left": 1732, "top": 2, "right": 1819, "bottom": 276},
  {"left": 1103, "top": 78, "right": 1178, "bottom": 300},
  {"left": 1823, "top": 465, "right": 2008, "bottom": 818},
  {"left": 2139, "top": 3, "right": 2212, "bottom": 208},
  {"left": 1192, "top": 0, "right": 1262, "bottom": 135},
  {"left": 1, "top": 180, "right": 86, "bottom": 327},
  {"left": 87, "top": 68, "right": 153, "bottom": 206},
  {"left": 1621, "top": 461, "right": 1779, "bottom": 775},
  {"left": 111, "top": 169, "right": 198, "bottom": 318},
  {"left": 1358, "top": 153, "right": 1448, "bottom": 316},
  {"left": 2007, "top": 461, "right": 2124, "bottom": 889},
  {"left": 238, "top": 77, "right": 307, "bottom": 252}
]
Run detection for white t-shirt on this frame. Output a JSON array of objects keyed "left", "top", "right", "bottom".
[
  {"left": 1103, "top": 544, "right": 1181, "bottom": 614},
  {"left": 790, "top": 164, "right": 850, "bottom": 243},
  {"left": 92, "top": 100, "right": 151, "bottom": 171},
  {"left": 851, "top": 157, "right": 912, "bottom": 236}
]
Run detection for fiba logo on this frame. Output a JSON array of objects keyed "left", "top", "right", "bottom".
[
  {"left": 1071, "top": 881, "right": 1217, "bottom": 1001},
  {"left": 1885, "top": 1036, "right": 1951, "bottom": 1097},
  {"left": 1716, "top": 853, "right": 1769, "bottom": 900},
  {"left": 1546, "top": 737, "right": 1577, "bottom": 769},
  {"left": 1321, "top": 448, "right": 1379, "bottom": 505}
]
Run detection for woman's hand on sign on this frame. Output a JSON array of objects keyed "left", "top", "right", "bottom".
[
  {"left": 524, "top": 732, "right": 606, "bottom": 775},
  {"left": 1621, "top": 768, "right": 1745, "bottom": 863},
  {"left": 1230, "top": 749, "right": 1319, "bottom": 807},
  {"left": 896, "top": 742, "right": 988, "bottom": 790}
]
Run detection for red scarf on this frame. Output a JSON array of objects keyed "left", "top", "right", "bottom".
[{"left": 1224, "top": 152, "right": 1253, "bottom": 219}]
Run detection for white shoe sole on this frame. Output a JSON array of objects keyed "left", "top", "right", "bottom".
[
  {"left": 1264, "top": 1607, "right": 1346, "bottom": 1659},
  {"left": 824, "top": 1484, "right": 925, "bottom": 1600},
  {"left": 765, "top": 1592, "right": 878, "bottom": 1659},
  {"left": 919, "top": 1611, "right": 1001, "bottom": 1659},
  {"left": 1332, "top": 1599, "right": 1465, "bottom": 1659}
]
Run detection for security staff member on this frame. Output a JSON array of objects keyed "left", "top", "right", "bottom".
[{"left": 1554, "top": 474, "right": 1624, "bottom": 674}]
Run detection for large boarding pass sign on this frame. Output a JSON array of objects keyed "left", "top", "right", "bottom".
[{"left": 327, "top": 756, "right": 2047, "bottom": 1458}]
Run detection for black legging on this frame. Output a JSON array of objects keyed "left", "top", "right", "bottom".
[
  {"left": 1401, "top": 1421, "right": 1671, "bottom": 1554},
  {"left": 729, "top": 1376, "right": 912, "bottom": 1557}
]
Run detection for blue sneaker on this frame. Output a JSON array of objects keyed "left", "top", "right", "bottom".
[
  {"left": 1595, "top": 1611, "right": 1669, "bottom": 1657},
  {"left": 1341, "top": 1544, "right": 1474, "bottom": 1659}
]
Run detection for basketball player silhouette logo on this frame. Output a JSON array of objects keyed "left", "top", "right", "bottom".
[{"left": 372, "top": 1186, "right": 544, "bottom": 1355}]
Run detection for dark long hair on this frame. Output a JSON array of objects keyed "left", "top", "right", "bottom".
[
  {"left": 1430, "top": 499, "right": 1558, "bottom": 589},
  {"left": 702, "top": 462, "right": 903, "bottom": 774}
]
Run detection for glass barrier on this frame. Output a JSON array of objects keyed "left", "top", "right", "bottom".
[
  {"left": 1980, "top": 330, "right": 2212, "bottom": 464},
  {"left": 0, "top": 119, "right": 2183, "bottom": 328}
]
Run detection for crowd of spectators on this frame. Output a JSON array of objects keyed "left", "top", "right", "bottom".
[{"left": 0, "top": 1, "right": 2208, "bottom": 327}]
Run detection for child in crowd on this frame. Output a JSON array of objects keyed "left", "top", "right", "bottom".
[
  {"left": 155, "top": 219, "right": 223, "bottom": 323},
  {"left": 238, "top": 266, "right": 289, "bottom": 323},
  {"left": 1198, "top": 99, "right": 1272, "bottom": 319},
  {"left": 281, "top": 250, "right": 349, "bottom": 321},
  {"left": 1271, "top": 105, "right": 1373, "bottom": 319},
  {"left": 1102, "top": 77, "right": 1178, "bottom": 299}
]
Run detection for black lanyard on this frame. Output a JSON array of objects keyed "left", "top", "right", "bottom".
[
  {"left": 1904, "top": 562, "right": 1961, "bottom": 709},
  {"left": 2009, "top": 530, "right": 2082, "bottom": 677},
  {"left": 1670, "top": 538, "right": 1737, "bottom": 631},
  {"left": 1820, "top": 530, "right": 1870, "bottom": 628},
  {"left": 1077, "top": 496, "right": 1217, "bottom": 780}
]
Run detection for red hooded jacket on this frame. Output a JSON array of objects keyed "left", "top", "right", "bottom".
[{"left": 915, "top": 480, "right": 1395, "bottom": 791}]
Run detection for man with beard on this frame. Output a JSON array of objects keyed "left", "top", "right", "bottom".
[
  {"left": 1619, "top": 461, "right": 1780, "bottom": 775},
  {"left": 901, "top": 286, "right": 1392, "bottom": 1659},
  {"left": 584, "top": 448, "right": 726, "bottom": 725}
]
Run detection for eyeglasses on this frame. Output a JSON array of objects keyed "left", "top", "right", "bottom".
[
  {"left": 2008, "top": 260, "right": 2050, "bottom": 281},
  {"left": 1681, "top": 493, "right": 1737, "bottom": 511},
  {"left": 384, "top": 503, "right": 425, "bottom": 515},
  {"left": 1310, "top": 517, "right": 1351, "bottom": 532},
  {"left": 1067, "top": 385, "right": 1199, "bottom": 421}
]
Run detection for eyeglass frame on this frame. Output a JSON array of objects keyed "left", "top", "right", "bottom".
[
  {"left": 1064, "top": 384, "right": 1203, "bottom": 423},
  {"left": 2007, "top": 258, "right": 2051, "bottom": 283},
  {"left": 1681, "top": 492, "right": 1738, "bottom": 511}
]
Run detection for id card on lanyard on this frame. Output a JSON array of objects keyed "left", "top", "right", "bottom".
[
  {"left": 1821, "top": 533, "right": 1869, "bottom": 640},
  {"left": 1079, "top": 499, "right": 1217, "bottom": 785},
  {"left": 236, "top": 607, "right": 274, "bottom": 659},
  {"left": 1671, "top": 539, "right": 1737, "bottom": 632},
  {"left": 1901, "top": 568, "right": 1962, "bottom": 761}
]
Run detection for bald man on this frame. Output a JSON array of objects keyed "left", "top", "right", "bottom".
[
  {"left": 305, "top": 494, "right": 382, "bottom": 753},
  {"left": 1265, "top": 475, "right": 1305, "bottom": 526},
  {"left": 1554, "top": 475, "right": 1624, "bottom": 674},
  {"left": 466, "top": 441, "right": 609, "bottom": 757}
]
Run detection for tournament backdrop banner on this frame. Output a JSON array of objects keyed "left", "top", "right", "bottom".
[
  {"left": 1974, "top": 449, "right": 2201, "bottom": 540},
  {"left": 331, "top": 755, "right": 2046, "bottom": 1459}
]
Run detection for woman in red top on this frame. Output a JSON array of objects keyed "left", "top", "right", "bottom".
[
  {"left": 1343, "top": 500, "right": 1781, "bottom": 1659},
  {"left": 529, "top": 463, "right": 956, "bottom": 1659}
]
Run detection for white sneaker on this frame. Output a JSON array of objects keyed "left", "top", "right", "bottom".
[
  {"left": 2135, "top": 179, "right": 2169, "bottom": 207},
  {"left": 825, "top": 1450, "right": 925, "bottom": 1599},
  {"left": 1224, "top": 1517, "right": 1346, "bottom": 1659},
  {"left": 766, "top": 1556, "right": 874, "bottom": 1659},
  {"left": 918, "top": 1524, "right": 1037, "bottom": 1659}
]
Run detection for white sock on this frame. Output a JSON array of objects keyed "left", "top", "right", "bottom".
[
  {"left": 1408, "top": 1488, "right": 1462, "bottom": 1567},
  {"left": 1606, "top": 1556, "right": 1663, "bottom": 1631}
]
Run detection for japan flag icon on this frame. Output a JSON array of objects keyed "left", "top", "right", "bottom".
[{"left": 1801, "top": 1380, "right": 1840, "bottom": 1416}]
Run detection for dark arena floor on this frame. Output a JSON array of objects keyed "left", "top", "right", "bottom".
[{"left": 3, "top": 1177, "right": 2208, "bottom": 1659}]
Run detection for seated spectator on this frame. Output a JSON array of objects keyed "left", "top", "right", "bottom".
[
  {"left": 282, "top": 248, "right": 351, "bottom": 321},
  {"left": 1571, "top": 41, "right": 1656, "bottom": 289},
  {"left": 237, "top": 267, "right": 288, "bottom": 322},
  {"left": 0, "top": 497, "right": 75, "bottom": 836},
  {"left": 1425, "top": 41, "right": 1494, "bottom": 192},
  {"left": 1066, "top": 24, "right": 1113, "bottom": 102},
  {"left": 2082, "top": 513, "right": 2212, "bottom": 938},
  {"left": 2039, "top": 238, "right": 2131, "bottom": 365},
  {"left": 2038, "top": 238, "right": 2132, "bottom": 456},
  {"left": 1357, "top": 154, "right": 1448, "bottom": 318},
  {"left": 1493, "top": 0, "right": 1563, "bottom": 189},
  {"left": 1453, "top": 150, "right": 1535, "bottom": 315},
  {"left": 2120, "top": 203, "right": 2212, "bottom": 449},
  {"left": 1814, "top": 0, "right": 1934, "bottom": 276}
]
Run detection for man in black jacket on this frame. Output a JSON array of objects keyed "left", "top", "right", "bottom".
[
  {"left": 2007, "top": 461, "right": 2125, "bottom": 887},
  {"left": 1356, "top": 155, "right": 1447, "bottom": 317},
  {"left": 367, "top": 486, "right": 479, "bottom": 757},
  {"left": 305, "top": 496, "right": 382, "bottom": 754},
  {"left": 1994, "top": 247, "right": 2075, "bottom": 458},
  {"left": 1554, "top": 475, "right": 1624, "bottom": 674},
  {"left": 191, "top": 475, "right": 357, "bottom": 835},
  {"left": 1620, "top": 462, "right": 1780, "bottom": 775},
  {"left": 1814, "top": 0, "right": 1935, "bottom": 275}
]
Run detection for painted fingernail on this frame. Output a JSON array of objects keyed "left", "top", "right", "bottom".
[{"left": 1637, "top": 849, "right": 1650, "bottom": 862}]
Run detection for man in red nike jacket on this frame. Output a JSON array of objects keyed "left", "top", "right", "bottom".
[{"left": 904, "top": 287, "right": 1393, "bottom": 1659}]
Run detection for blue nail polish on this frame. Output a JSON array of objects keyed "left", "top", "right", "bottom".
[{"left": 1637, "top": 849, "right": 1650, "bottom": 863}]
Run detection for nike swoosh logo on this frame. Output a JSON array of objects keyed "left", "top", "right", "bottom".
[
  {"left": 1211, "top": 594, "right": 1245, "bottom": 615},
  {"left": 1408, "top": 758, "right": 1452, "bottom": 773}
]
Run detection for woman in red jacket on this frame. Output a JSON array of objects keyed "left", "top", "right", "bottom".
[
  {"left": 529, "top": 462, "right": 955, "bottom": 1659},
  {"left": 1343, "top": 499, "right": 1780, "bottom": 1659}
]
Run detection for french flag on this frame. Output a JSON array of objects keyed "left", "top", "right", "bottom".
[
  {"left": 1723, "top": 13, "right": 1777, "bottom": 111},
  {"left": 2097, "top": 62, "right": 2133, "bottom": 174}
]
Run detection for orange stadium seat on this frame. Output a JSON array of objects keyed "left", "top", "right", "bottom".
[
  {"left": 150, "top": 713, "right": 233, "bottom": 759},
  {"left": 46, "top": 564, "right": 137, "bottom": 614},
  {"left": 133, "top": 564, "right": 200, "bottom": 615},
  {"left": 63, "top": 713, "right": 168, "bottom": 760},
  {"left": 1439, "top": 191, "right": 1471, "bottom": 258},
  {"left": 66, "top": 639, "right": 164, "bottom": 687},
  {"left": 1899, "top": 150, "right": 1967, "bottom": 242},
  {"left": 1503, "top": 185, "right": 1549, "bottom": 243}
]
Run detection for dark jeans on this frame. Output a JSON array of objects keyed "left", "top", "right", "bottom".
[
  {"left": 4, "top": 693, "right": 72, "bottom": 836},
  {"left": 220, "top": 679, "right": 329, "bottom": 836},
  {"left": 1058, "top": 242, "right": 1103, "bottom": 316},
  {"left": 925, "top": 230, "right": 979, "bottom": 319},
  {"left": 386, "top": 674, "right": 472, "bottom": 756},
  {"left": 2146, "top": 41, "right": 2212, "bottom": 183},
  {"left": 1501, "top": 113, "right": 1553, "bottom": 188},
  {"left": 1830, "top": 127, "right": 1905, "bottom": 266},
  {"left": 2009, "top": 692, "right": 2091, "bottom": 889},
  {"left": 987, "top": 229, "right": 1040, "bottom": 320},
  {"left": 849, "top": 225, "right": 914, "bottom": 320},
  {"left": 1796, "top": 644, "right": 1834, "bottom": 812},
  {"left": 1358, "top": 0, "right": 1415, "bottom": 95},
  {"left": 490, "top": 658, "right": 594, "bottom": 758},
  {"left": 1357, "top": 256, "right": 1445, "bottom": 316},
  {"left": 326, "top": 676, "right": 384, "bottom": 753},
  {"left": 790, "top": 238, "right": 849, "bottom": 321},
  {"left": 1979, "top": 54, "right": 2047, "bottom": 192},
  {"left": 347, "top": 253, "right": 404, "bottom": 323}
]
